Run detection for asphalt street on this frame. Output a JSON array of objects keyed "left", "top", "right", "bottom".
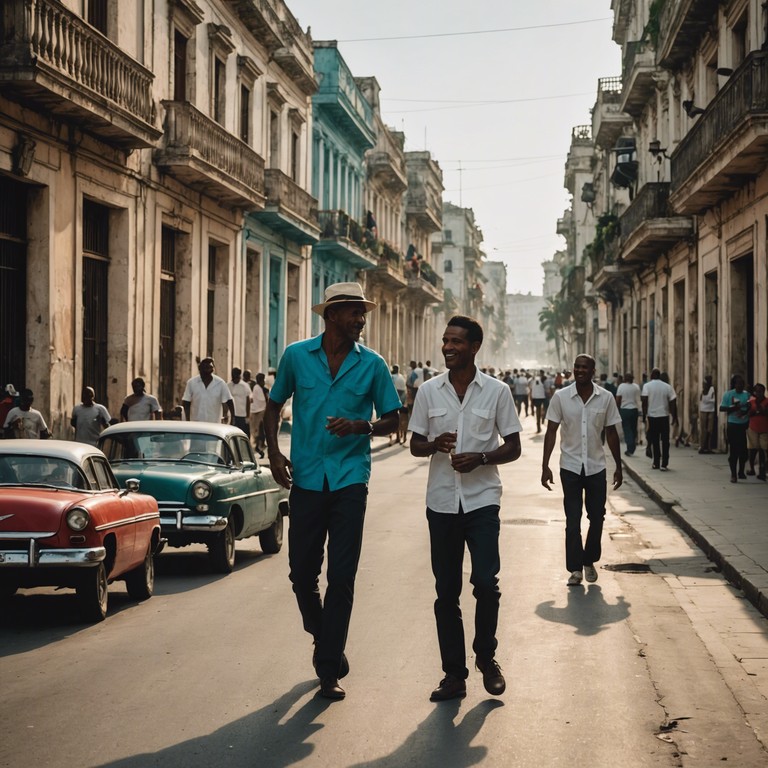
[{"left": 1, "top": 419, "right": 767, "bottom": 767}]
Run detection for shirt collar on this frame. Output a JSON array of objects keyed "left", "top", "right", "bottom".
[
  {"left": 568, "top": 382, "right": 600, "bottom": 400},
  {"left": 435, "top": 367, "right": 484, "bottom": 389},
  {"left": 308, "top": 333, "right": 361, "bottom": 356}
]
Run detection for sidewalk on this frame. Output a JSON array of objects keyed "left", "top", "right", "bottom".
[{"left": 621, "top": 443, "right": 768, "bottom": 618}]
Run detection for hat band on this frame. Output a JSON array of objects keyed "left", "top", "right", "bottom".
[{"left": 325, "top": 294, "right": 368, "bottom": 303}]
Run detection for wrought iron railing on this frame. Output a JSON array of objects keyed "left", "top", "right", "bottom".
[{"left": 620, "top": 182, "right": 671, "bottom": 240}]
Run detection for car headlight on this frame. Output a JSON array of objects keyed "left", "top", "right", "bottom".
[
  {"left": 191, "top": 480, "right": 212, "bottom": 501},
  {"left": 67, "top": 507, "right": 90, "bottom": 531}
]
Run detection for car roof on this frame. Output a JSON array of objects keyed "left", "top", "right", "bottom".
[
  {"left": 99, "top": 420, "right": 244, "bottom": 439},
  {"left": 0, "top": 439, "right": 106, "bottom": 463}
]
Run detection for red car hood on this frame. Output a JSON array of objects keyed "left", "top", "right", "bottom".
[{"left": 0, "top": 488, "right": 87, "bottom": 532}]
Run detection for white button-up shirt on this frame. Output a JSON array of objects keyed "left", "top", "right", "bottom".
[
  {"left": 546, "top": 383, "right": 621, "bottom": 476},
  {"left": 409, "top": 370, "right": 521, "bottom": 514},
  {"left": 642, "top": 379, "right": 676, "bottom": 417},
  {"left": 182, "top": 374, "right": 232, "bottom": 423}
]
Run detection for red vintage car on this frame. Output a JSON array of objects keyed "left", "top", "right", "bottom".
[{"left": 0, "top": 440, "right": 162, "bottom": 622}]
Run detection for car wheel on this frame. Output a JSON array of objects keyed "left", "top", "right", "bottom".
[
  {"left": 125, "top": 544, "right": 154, "bottom": 601},
  {"left": 259, "top": 513, "right": 284, "bottom": 554},
  {"left": 76, "top": 563, "right": 108, "bottom": 622},
  {"left": 208, "top": 517, "right": 236, "bottom": 574}
]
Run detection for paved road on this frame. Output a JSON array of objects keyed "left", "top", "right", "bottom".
[{"left": 1, "top": 425, "right": 767, "bottom": 767}]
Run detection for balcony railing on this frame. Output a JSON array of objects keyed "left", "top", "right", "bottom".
[
  {"left": 264, "top": 169, "right": 318, "bottom": 224},
  {"left": 0, "top": 0, "right": 159, "bottom": 148},
  {"left": 155, "top": 101, "right": 265, "bottom": 209},
  {"left": 405, "top": 190, "right": 442, "bottom": 233},
  {"left": 319, "top": 210, "right": 365, "bottom": 247},
  {"left": 658, "top": 0, "right": 721, "bottom": 70},
  {"left": 592, "top": 76, "right": 630, "bottom": 149},
  {"left": 670, "top": 51, "right": 768, "bottom": 213},
  {"left": 621, "top": 41, "right": 656, "bottom": 117},
  {"left": 224, "top": 0, "right": 282, "bottom": 52},
  {"left": 620, "top": 182, "right": 693, "bottom": 261},
  {"left": 367, "top": 150, "right": 407, "bottom": 192}
]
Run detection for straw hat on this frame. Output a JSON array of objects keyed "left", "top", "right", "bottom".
[{"left": 312, "top": 282, "right": 377, "bottom": 315}]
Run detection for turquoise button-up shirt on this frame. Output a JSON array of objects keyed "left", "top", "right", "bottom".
[{"left": 270, "top": 334, "right": 402, "bottom": 491}]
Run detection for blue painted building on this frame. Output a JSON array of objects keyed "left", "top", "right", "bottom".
[{"left": 310, "top": 42, "right": 377, "bottom": 334}]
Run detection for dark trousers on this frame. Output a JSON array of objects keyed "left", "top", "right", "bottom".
[
  {"left": 726, "top": 422, "right": 748, "bottom": 476},
  {"left": 427, "top": 504, "right": 501, "bottom": 679},
  {"left": 619, "top": 408, "right": 638, "bottom": 454},
  {"left": 233, "top": 415, "right": 250, "bottom": 437},
  {"left": 560, "top": 468, "right": 606, "bottom": 573},
  {"left": 288, "top": 482, "right": 367, "bottom": 679},
  {"left": 647, "top": 416, "right": 670, "bottom": 467}
]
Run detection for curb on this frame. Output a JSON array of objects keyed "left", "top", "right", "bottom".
[{"left": 622, "top": 459, "right": 768, "bottom": 619}]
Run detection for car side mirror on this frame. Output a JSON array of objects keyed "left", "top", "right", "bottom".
[
  {"left": 124, "top": 478, "right": 140, "bottom": 493},
  {"left": 241, "top": 461, "right": 256, "bottom": 471}
]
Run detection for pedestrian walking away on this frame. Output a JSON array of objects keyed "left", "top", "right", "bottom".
[
  {"left": 698, "top": 375, "right": 716, "bottom": 453},
  {"left": 409, "top": 315, "right": 522, "bottom": 703},
  {"left": 616, "top": 372, "right": 641, "bottom": 456},
  {"left": 541, "top": 354, "right": 623, "bottom": 587},
  {"left": 641, "top": 368, "right": 677, "bottom": 470},
  {"left": 263, "top": 282, "right": 400, "bottom": 702},
  {"left": 227, "top": 367, "right": 252, "bottom": 436}
]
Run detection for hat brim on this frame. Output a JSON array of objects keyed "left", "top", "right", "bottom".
[{"left": 312, "top": 298, "right": 377, "bottom": 315}]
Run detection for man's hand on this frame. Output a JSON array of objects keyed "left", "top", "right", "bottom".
[
  {"left": 613, "top": 468, "right": 623, "bottom": 490},
  {"left": 541, "top": 466, "right": 554, "bottom": 490},
  {"left": 450, "top": 451, "right": 479, "bottom": 473},
  {"left": 434, "top": 431, "right": 457, "bottom": 454},
  {"left": 325, "top": 416, "right": 366, "bottom": 438},
  {"left": 268, "top": 452, "right": 293, "bottom": 490}
]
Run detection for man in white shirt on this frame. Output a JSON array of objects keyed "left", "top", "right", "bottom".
[
  {"left": 616, "top": 372, "right": 642, "bottom": 456},
  {"left": 410, "top": 315, "right": 522, "bottom": 702},
  {"left": 530, "top": 370, "right": 547, "bottom": 433},
  {"left": 71, "top": 387, "right": 111, "bottom": 446},
  {"left": 249, "top": 372, "right": 269, "bottom": 458},
  {"left": 3, "top": 389, "right": 49, "bottom": 439},
  {"left": 641, "top": 368, "right": 678, "bottom": 470},
  {"left": 227, "top": 367, "right": 252, "bottom": 437},
  {"left": 182, "top": 357, "right": 235, "bottom": 424},
  {"left": 541, "top": 354, "right": 623, "bottom": 587},
  {"left": 513, "top": 371, "right": 530, "bottom": 416},
  {"left": 120, "top": 378, "right": 162, "bottom": 421}
]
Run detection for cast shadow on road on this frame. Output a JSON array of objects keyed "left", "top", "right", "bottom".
[
  {"left": 535, "top": 585, "right": 630, "bottom": 636},
  {"left": 91, "top": 686, "right": 502, "bottom": 768}
]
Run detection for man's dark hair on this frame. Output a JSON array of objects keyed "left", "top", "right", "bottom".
[{"left": 447, "top": 315, "right": 483, "bottom": 345}]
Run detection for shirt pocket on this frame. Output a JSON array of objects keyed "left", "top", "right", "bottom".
[
  {"left": 428, "top": 407, "right": 451, "bottom": 435},
  {"left": 469, "top": 407, "right": 494, "bottom": 440},
  {"left": 592, "top": 407, "right": 607, "bottom": 429},
  {"left": 339, "top": 382, "right": 369, "bottom": 417}
]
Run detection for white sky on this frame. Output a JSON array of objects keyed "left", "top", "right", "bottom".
[{"left": 287, "top": 0, "right": 621, "bottom": 296}]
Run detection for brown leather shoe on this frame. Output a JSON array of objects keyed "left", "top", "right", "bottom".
[
  {"left": 430, "top": 674, "right": 467, "bottom": 702},
  {"left": 476, "top": 658, "right": 506, "bottom": 696},
  {"left": 319, "top": 678, "right": 345, "bottom": 700}
]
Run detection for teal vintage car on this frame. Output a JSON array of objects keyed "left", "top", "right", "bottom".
[{"left": 98, "top": 421, "right": 289, "bottom": 573}]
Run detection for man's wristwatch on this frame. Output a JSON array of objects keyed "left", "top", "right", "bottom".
[{"left": 480, "top": 452, "right": 489, "bottom": 465}]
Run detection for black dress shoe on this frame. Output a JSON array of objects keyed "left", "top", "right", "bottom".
[
  {"left": 476, "top": 658, "right": 506, "bottom": 696},
  {"left": 429, "top": 674, "right": 466, "bottom": 702},
  {"left": 319, "top": 678, "right": 345, "bottom": 700}
]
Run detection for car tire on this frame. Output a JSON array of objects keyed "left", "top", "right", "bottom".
[
  {"left": 208, "top": 517, "right": 236, "bottom": 574},
  {"left": 259, "top": 513, "right": 284, "bottom": 554},
  {"left": 125, "top": 544, "right": 154, "bottom": 601},
  {"left": 76, "top": 562, "right": 108, "bottom": 622}
]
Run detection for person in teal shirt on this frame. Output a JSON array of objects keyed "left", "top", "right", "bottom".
[
  {"left": 720, "top": 374, "right": 750, "bottom": 482},
  {"left": 264, "top": 282, "right": 400, "bottom": 701}
]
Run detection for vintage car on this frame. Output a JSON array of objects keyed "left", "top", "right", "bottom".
[
  {"left": 98, "top": 421, "right": 289, "bottom": 573},
  {"left": 0, "top": 440, "right": 162, "bottom": 622}
]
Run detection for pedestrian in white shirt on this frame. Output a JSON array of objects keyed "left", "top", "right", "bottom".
[
  {"left": 641, "top": 368, "right": 678, "bottom": 470},
  {"left": 616, "top": 372, "right": 642, "bottom": 455},
  {"left": 530, "top": 370, "right": 547, "bottom": 433},
  {"left": 71, "top": 387, "right": 111, "bottom": 446},
  {"left": 698, "top": 375, "right": 716, "bottom": 453},
  {"left": 227, "top": 367, "right": 252, "bottom": 437},
  {"left": 410, "top": 315, "right": 522, "bottom": 702},
  {"left": 541, "top": 354, "right": 623, "bottom": 587},
  {"left": 182, "top": 357, "right": 235, "bottom": 424}
]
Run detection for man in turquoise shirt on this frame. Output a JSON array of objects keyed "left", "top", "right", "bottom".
[{"left": 264, "top": 282, "right": 400, "bottom": 701}]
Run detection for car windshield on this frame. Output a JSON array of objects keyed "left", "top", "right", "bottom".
[
  {"left": 0, "top": 455, "right": 89, "bottom": 489},
  {"left": 100, "top": 432, "right": 234, "bottom": 466}
]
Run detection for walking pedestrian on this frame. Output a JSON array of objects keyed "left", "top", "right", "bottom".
[
  {"left": 182, "top": 357, "right": 234, "bottom": 424},
  {"left": 616, "top": 372, "right": 641, "bottom": 456},
  {"left": 747, "top": 383, "right": 768, "bottom": 480},
  {"left": 541, "top": 354, "right": 623, "bottom": 586},
  {"left": 698, "top": 375, "right": 716, "bottom": 453},
  {"left": 409, "top": 315, "right": 522, "bottom": 702},
  {"left": 3, "top": 388, "right": 49, "bottom": 439},
  {"left": 120, "top": 378, "right": 162, "bottom": 421},
  {"left": 720, "top": 374, "right": 750, "bottom": 482},
  {"left": 227, "top": 367, "right": 252, "bottom": 436},
  {"left": 263, "top": 282, "right": 400, "bottom": 701},
  {"left": 641, "top": 368, "right": 678, "bottom": 471},
  {"left": 249, "top": 372, "right": 268, "bottom": 458},
  {"left": 71, "top": 387, "right": 111, "bottom": 446}
]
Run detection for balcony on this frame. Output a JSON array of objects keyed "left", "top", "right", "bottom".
[
  {"left": 620, "top": 182, "right": 693, "bottom": 262},
  {"left": 367, "top": 240, "right": 407, "bottom": 290},
  {"left": 657, "top": 0, "right": 721, "bottom": 70},
  {"left": 253, "top": 169, "right": 319, "bottom": 245},
  {"left": 405, "top": 262, "right": 443, "bottom": 304},
  {"left": 670, "top": 52, "right": 768, "bottom": 215},
  {"left": 592, "top": 77, "right": 631, "bottom": 149},
  {"left": 405, "top": 190, "right": 442, "bottom": 233},
  {"left": 367, "top": 149, "right": 407, "bottom": 194},
  {"left": 272, "top": 24, "right": 316, "bottom": 96},
  {"left": 620, "top": 41, "right": 657, "bottom": 118},
  {"left": 0, "top": 0, "right": 160, "bottom": 149},
  {"left": 154, "top": 102, "right": 265, "bottom": 210},
  {"left": 224, "top": 0, "right": 283, "bottom": 53},
  {"left": 556, "top": 210, "right": 573, "bottom": 237},
  {"left": 405, "top": 151, "right": 443, "bottom": 233},
  {"left": 314, "top": 210, "right": 377, "bottom": 269}
]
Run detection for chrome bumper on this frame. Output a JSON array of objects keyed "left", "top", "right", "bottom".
[
  {"left": 0, "top": 545, "right": 106, "bottom": 567},
  {"left": 160, "top": 512, "right": 228, "bottom": 532}
]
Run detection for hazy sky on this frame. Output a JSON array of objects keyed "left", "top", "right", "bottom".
[{"left": 287, "top": 0, "right": 620, "bottom": 295}]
